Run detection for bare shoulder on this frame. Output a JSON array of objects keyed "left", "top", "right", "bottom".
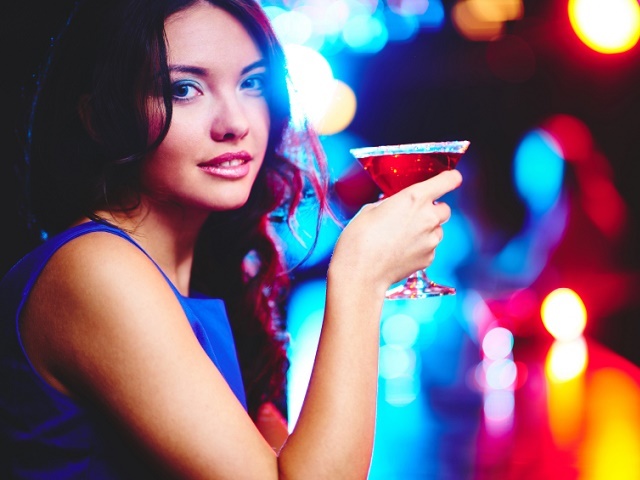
[
  {"left": 20, "top": 230, "right": 277, "bottom": 475},
  {"left": 20, "top": 230, "right": 186, "bottom": 396},
  {"left": 25, "top": 230, "right": 173, "bottom": 327},
  {"left": 38, "top": 230, "right": 162, "bottom": 295}
]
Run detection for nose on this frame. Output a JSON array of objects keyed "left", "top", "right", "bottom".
[{"left": 209, "top": 93, "right": 250, "bottom": 142}]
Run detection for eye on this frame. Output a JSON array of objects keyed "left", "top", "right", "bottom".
[
  {"left": 240, "top": 74, "right": 266, "bottom": 95},
  {"left": 171, "top": 80, "right": 201, "bottom": 102}
]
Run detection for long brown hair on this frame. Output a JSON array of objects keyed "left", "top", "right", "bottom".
[{"left": 26, "top": 0, "right": 329, "bottom": 420}]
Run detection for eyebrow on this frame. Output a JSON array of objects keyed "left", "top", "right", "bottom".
[{"left": 168, "top": 59, "right": 267, "bottom": 76}]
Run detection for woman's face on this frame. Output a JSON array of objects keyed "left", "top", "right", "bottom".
[{"left": 142, "top": 1, "right": 270, "bottom": 214}]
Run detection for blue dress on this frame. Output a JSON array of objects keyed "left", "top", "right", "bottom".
[{"left": 0, "top": 221, "right": 247, "bottom": 478}]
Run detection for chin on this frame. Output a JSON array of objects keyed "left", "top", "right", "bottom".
[{"left": 211, "top": 196, "right": 252, "bottom": 212}]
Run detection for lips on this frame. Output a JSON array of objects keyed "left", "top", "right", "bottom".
[{"left": 198, "top": 151, "right": 252, "bottom": 179}]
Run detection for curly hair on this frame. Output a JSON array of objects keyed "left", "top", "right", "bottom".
[{"left": 26, "top": 0, "right": 329, "bottom": 420}]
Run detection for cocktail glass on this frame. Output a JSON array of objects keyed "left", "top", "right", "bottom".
[{"left": 349, "top": 140, "right": 469, "bottom": 299}]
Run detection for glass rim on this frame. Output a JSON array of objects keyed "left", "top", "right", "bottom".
[{"left": 349, "top": 140, "right": 470, "bottom": 158}]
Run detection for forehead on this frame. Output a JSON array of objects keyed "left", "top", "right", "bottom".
[{"left": 164, "top": 2, "right": 262, "bottom": 66}]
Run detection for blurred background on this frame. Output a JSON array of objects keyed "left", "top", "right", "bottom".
[{"left": 2, "top": 0, "right": 639, "bottom": 478}]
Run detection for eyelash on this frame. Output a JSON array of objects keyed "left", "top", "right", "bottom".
[
  {"left": 241, "top": 74, "right": 267, "bottom": 94},
  {"left": 170, "top": 73, "right": 267, "bottom": 103},
  {"left": 171, "top": 80, "right": 201, "bottom": 103}
]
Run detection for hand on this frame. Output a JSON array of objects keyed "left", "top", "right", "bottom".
[{"left": 330, "top": 169, "right": 463, "bottom": 294}]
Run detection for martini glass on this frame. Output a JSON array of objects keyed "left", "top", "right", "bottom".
[{"left": 350, "top": 140, "right": 469, "bottom": 300}]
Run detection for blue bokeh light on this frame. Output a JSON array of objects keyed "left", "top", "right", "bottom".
[
  {"left": 272, "top": 204, "right": 341, "bottom": 270},
  {"left": 384, "top": 9, "right": 420, "bottom": 43},
  {"left": 417, "top": 0, "right": 445, "bottom": 29},
  {"left": 262, "top": 0, "right": 446, "bottom": 56},
  {"left": 343, "top": 13, "right": 389, "bottom": 53},
  {"left": 513, "top": 129, "right": 565, "bottom": 217},
  {"left": 285, "top": 278, "right": 327, "bottom": 429}
]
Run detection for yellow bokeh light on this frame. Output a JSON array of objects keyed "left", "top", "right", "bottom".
[
  {"left": 314, "top": 79, "right": 357, "bottom": 136},
  {"left": 545, "top": 336, "right": 588, "bottom": 382},
  {"left": 541, "top": 288, "right": 587, "bottom": 341},
  {"left": 546, "top": 342, "right": 586, "bottom": 446},
  {"left": 580, "top": 368, "right": 640, "bottom": 479},
  {"left": 568, "top": 0, "right": 640, "bottom": 54}
]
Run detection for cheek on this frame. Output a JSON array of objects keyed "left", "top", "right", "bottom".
[
  {"left": 151, "top": 106, "right": 202, "bottom": 161},
  {"left": 150, "top": 128, "right": 176, "bottom": 161},
  {"left": 141, "top": 128, "right": 190, "bottom": 187}
]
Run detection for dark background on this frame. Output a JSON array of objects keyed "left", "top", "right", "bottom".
[{"left": 2, "top": 1, "right": 638, "bottom": 364}]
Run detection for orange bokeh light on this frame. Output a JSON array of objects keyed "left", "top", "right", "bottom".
[{"left": 452, "top": 1, "right": 504, "bottom": 41}]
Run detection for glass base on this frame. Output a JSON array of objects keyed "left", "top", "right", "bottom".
[{"left": 385, "top": 270, "right": 456, "bottom": 300}]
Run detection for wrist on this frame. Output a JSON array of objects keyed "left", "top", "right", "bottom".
[{"left": 326, "top": 258, "right": 389, "bottom": 301}]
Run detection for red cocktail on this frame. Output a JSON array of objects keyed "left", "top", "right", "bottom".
[{"left": 350, "top": 141, "right": 469, "bottom": 299}]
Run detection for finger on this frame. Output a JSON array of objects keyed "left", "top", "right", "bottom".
[
  {"left": 433, "top": 202, "right": 452, "bottom": 224},
  {"left": 415, "top": 169, "right": 463, "bottom": 201},
  {"left": 432, "top": 224, "right": 444, "bottom": 245}
]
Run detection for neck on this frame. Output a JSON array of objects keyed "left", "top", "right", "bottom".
[{"left": 92, "top": 202, "right": 209, "bottom": 296}]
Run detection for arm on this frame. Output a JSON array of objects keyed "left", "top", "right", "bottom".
[
  {"left": 21, "top": 170, "right": 462, "bottom": 479},
  {"left": 277, "top": 170, "right": 462, "bottom": 479}
]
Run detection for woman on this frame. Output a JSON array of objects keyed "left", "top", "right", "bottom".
[{"left": 0, "top": 0, "right": 462, "bottom": 478}]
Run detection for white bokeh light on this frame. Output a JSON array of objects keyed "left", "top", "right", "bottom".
[{"left": 283, "top": 44, "right": 336, "bottom": 128}]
